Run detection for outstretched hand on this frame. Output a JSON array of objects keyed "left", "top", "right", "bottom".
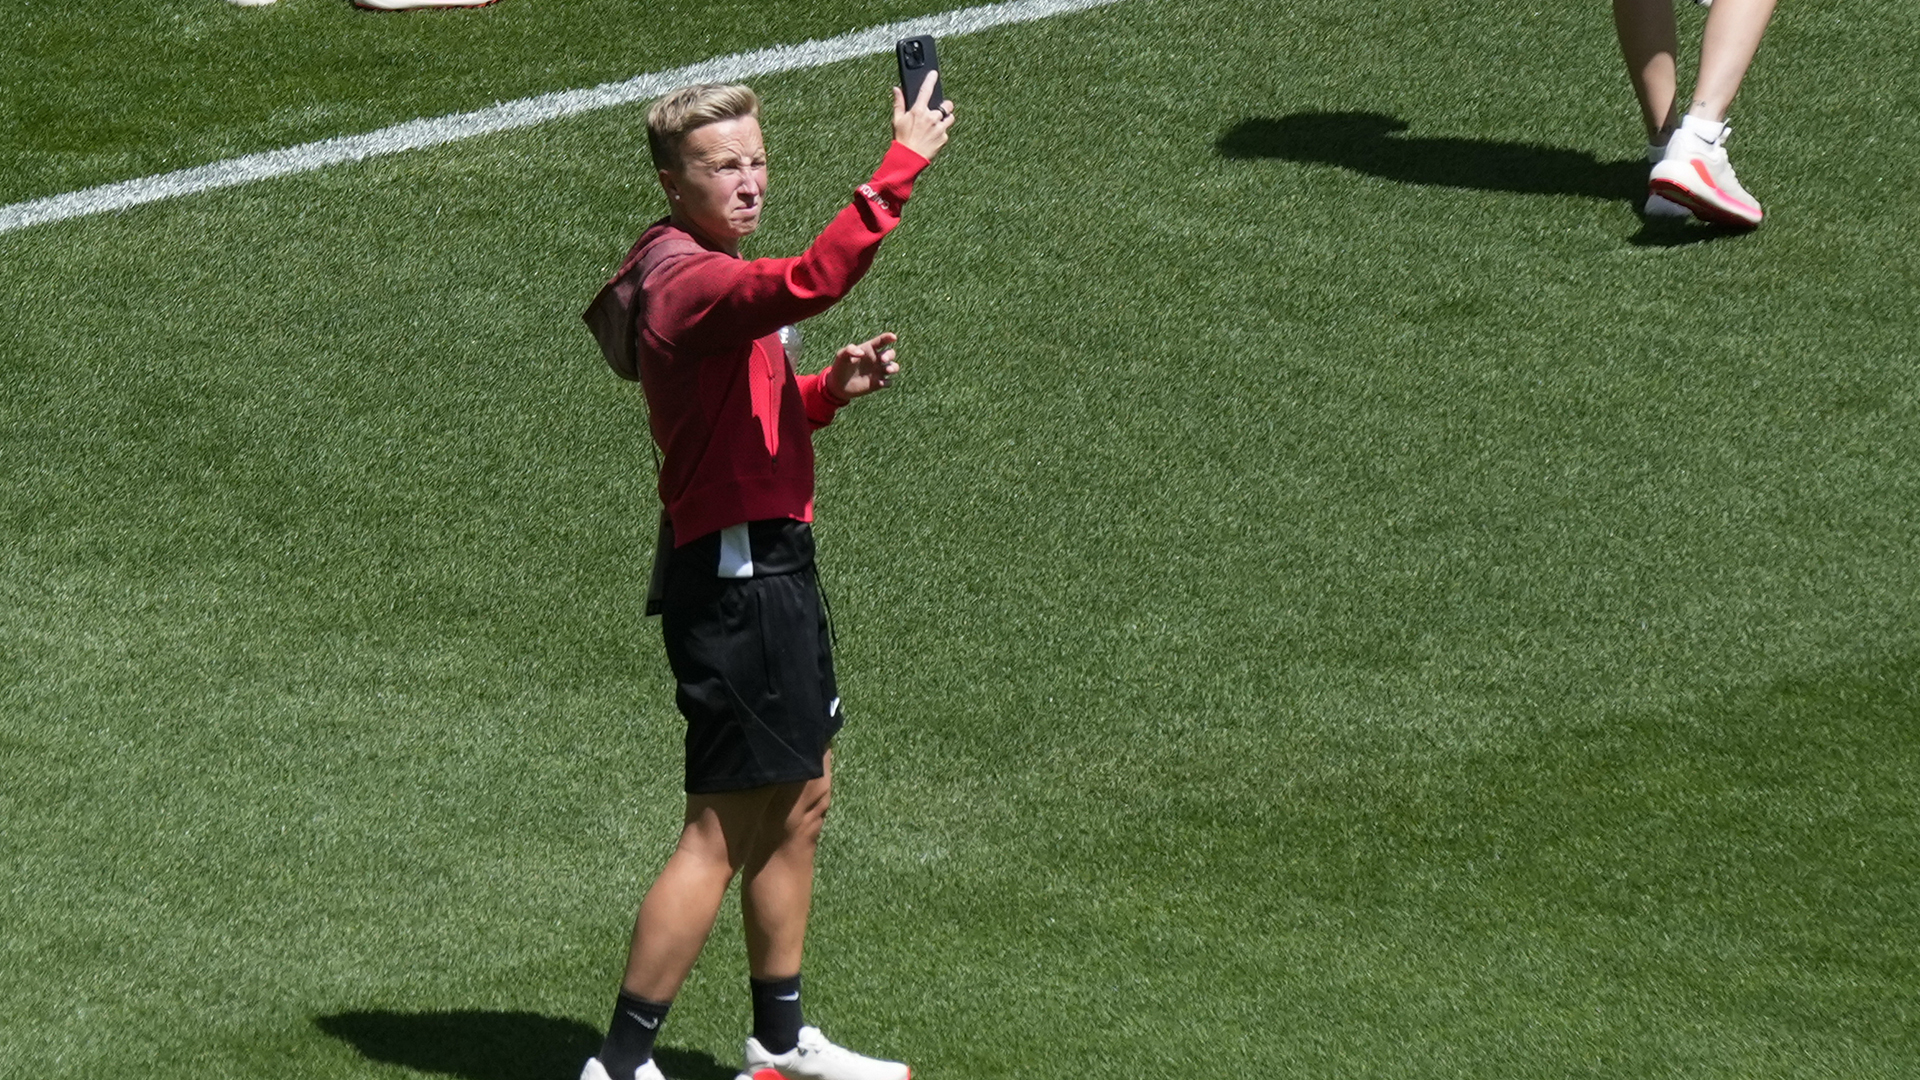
[
  {"left": 825, "top": 332, "right": 901, "bottom": 402},
  {"left": 892, "top": 74, "right": 955, "bottom": 161}
]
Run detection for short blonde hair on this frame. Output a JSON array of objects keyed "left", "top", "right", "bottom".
[{"left": 647, "top": 83, "right": 761, "bottom": 173}]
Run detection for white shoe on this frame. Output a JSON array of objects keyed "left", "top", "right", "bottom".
[
  {"left": 1642, "top": 143, "right": 1691, "bottom": 219},
  {"left": 226, "top": 0, "right": 277, "bottom": 6},
  {"left": 582, "top": 1056, "right": 667, "bottom": 1080},
  {"left": 735, "top": 1026, "right": 909, "bottom": 1080},
  {"left": 1649, "top": 114, "right": 1763, "bottom": 227}
]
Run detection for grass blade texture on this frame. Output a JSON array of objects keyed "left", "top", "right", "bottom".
[{"left": 2, "top": 1, "right": 1915, "bottom": 1078}]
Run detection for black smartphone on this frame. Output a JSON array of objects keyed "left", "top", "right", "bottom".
[{"left": 896, "top": 35, "right": 944, "bottom": 111}]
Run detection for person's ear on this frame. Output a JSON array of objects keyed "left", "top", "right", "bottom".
[{"left": 659, "top": 168, "right": 682, "bottom": 201}]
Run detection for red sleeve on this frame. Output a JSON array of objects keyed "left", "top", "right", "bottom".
[
  {"left": 646, "top": 142, "right": 930, "bottom": 353},
  {"left": 796, "top": 371, "right": 848, "bottom": 429}
]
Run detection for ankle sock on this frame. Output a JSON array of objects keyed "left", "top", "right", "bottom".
[
  {"left": 600, "top": 991, "right": 671, "bottom": 1078},
  {"left": 749, "top": 974, "right": 804, "bottom": 1055},
  {"left": 1680, "top": 113, "right": 1728, "bottom": 142}
]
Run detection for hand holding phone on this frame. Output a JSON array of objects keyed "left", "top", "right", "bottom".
[
  {"left": 893, "top": 35, "right": 955, "bottom": 161},
  {"left": 897, "top": 36, "right": 944, "bottom": 115}
]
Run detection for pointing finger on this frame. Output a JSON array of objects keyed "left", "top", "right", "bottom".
[{"left": 913, "top": 70, "right": 939, "bottom": 111}]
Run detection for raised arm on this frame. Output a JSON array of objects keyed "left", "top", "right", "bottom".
[{"left": 649, "top": 80, "right": 956, "bottom": 353}]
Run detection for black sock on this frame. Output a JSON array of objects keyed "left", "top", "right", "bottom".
[
  {"left": 749, "top": 974, "right": 804, "bottom": 1055},
  {"left": 600, "top": 991, "right": 671, "bottom": 1078}
]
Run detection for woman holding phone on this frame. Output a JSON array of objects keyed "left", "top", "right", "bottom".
[
  {"left": 1615, "top": 0, "right": 1777, "bottom": 226},
  {"left": 579, "top": 72, "right": 953, "bottom": 1080}
]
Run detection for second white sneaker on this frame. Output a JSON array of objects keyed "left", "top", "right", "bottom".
[
  {"left": 736, "top": 1026, "right": 909, "bottom": 1080},
  {"left": 1649, "top": 113, "right": 1764, "bottom": 228}
]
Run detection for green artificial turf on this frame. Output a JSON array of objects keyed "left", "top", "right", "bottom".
[
  {"left": 0, "top": 0, "right": 965, "bottom": 206},
  {"left": 3, "top": 1, "right": 1917, "bottom": 1078}
]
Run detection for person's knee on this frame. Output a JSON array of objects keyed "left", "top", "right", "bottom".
[{"left": 671, "top": 819, "right": 743, "bottom": 880}]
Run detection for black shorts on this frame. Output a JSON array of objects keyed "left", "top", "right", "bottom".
[{"left": 659, "top": 518, "right": 843, "bottom": 794}]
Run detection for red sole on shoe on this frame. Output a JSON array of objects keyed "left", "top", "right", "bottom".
[{"left": 1648, "top": 177, "right": 1762, "bottom": 229}]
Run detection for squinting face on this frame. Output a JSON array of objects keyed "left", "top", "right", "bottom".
[{"left": 663, "top": 116, "right": 768, "bottom": 247}]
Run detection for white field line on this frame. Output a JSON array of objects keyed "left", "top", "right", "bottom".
[{"left": 0, "top": 0, "right": 1124, "bottom": 236}]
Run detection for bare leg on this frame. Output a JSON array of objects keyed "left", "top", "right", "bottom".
[
  {"left": 1689, "top": 0, "right": 1777, "bottom": 121},
  {"left": 1614, "top": 0, "right": 1681, "bottom": 143},
  {"left": 620, "top": 784, "right": 794, "bottom": 1001},
  {"left": 741, "top": 754, "right": 833, "bottom": 980}
]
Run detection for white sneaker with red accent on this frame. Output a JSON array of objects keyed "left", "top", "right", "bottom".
[
  {"left": 1649, "top": 114, "right": 1764, "bottom": 228},
  {"left": 581, "top": 1055, "right": 667, "bottom": 1080},
  {"left": 736, "top": 1026, "right": 909, "bottom": 1080}
]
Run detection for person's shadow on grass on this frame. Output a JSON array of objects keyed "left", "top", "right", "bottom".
[
  {"left": 314, "top": 1009, "right": 735, "bottom": 1080},
  {"left": 1216, "top": 111, "right": 1740, "bottom": 247}
]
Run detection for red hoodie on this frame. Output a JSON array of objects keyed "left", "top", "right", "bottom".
[{"left": 589, "top": 141, "right": 929, "bottom": 546}]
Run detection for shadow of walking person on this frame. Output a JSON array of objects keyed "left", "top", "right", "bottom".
[
  {"left": 314, "top": 1009, "right": 735, "bottom": 1080},
  {"left": 1217, "top": 111, "right": 1737, "bottom": 246}
]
